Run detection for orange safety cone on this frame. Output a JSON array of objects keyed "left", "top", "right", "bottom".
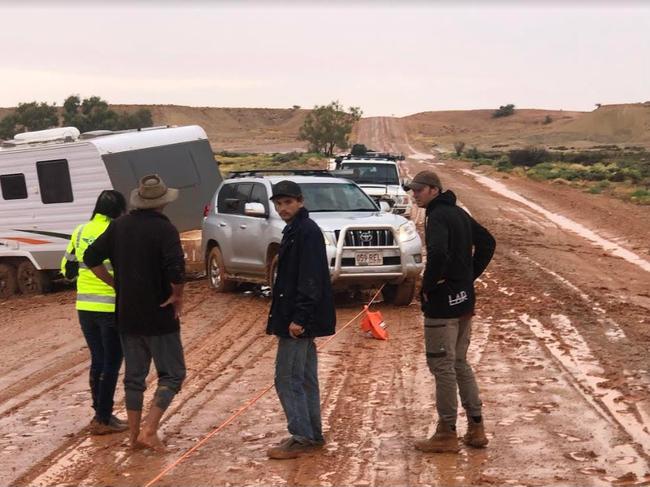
[{"left": 360, "top": 305, "right": 388, "bottom": 340}]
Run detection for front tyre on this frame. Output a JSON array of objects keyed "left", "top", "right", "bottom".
[{"left": 382, "top": 278, "right": 416, "bottom": 306}]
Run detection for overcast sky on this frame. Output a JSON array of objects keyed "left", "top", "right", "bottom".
[{"left": 1, "top": 2, "right": 648, "bottom": 116}]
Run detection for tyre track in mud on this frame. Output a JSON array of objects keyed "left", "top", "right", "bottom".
[
  {"left": 9, "top": 284, "right": 265, "bottom": 486},
  {"left": 0, "top": 283, "right": 221, "bottom": 417},
  {"left": 71, "top": 307, "right": 368, "bottom": 487}
]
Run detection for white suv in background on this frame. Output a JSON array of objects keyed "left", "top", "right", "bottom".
[
  {"left": 334, "top": 156, "right": 413, "bottom": 217},
  {"left": 201, "top": 171, "right": 423, "bottom": 305}
]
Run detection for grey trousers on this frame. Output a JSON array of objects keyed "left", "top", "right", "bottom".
[
  {"left": 424, "top": 316, "right": 483, "bottom": 426},
  {"left": 120, "top": 332, "right": 187, "bottom": 411}
]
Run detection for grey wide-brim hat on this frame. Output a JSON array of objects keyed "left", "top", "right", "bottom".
[{"left": 130, "top": 174, "right": 179, "bottom": 209}]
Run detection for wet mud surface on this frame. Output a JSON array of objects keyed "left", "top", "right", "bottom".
[{"left": 1, "top": 118, "right": 649, "bottom": 485}]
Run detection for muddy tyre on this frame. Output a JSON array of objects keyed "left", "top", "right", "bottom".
[
  {"left": 0, "top": 262, "right": 18, "bottom": 299},
  {"left": 16, "top": 260, "right": 52, "bottom": 295},
  {"left": 207, "top": 247, "right": 236, "bottom": 292},
  {"left": 267, "top": 255, "right": 279, "bottom": 289},
  {"left": 382, "top": 279, "right": 416, "bottom": 306}
]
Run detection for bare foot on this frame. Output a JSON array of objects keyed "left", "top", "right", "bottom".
[
  {"left": 137, "top": 429, "right": 166, "bottom": 452},
  {"left": 129, "top": 438, "right": 147, "bottom": 450}
]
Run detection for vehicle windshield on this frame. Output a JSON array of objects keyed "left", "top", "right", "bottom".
[
  {"left": 340, "top": 163, "right": 400, "bottom": 185},
  {"left": 301, "top": 182, "right": 378, "bottom": 212}
]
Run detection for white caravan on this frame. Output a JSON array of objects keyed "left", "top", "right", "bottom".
[{"left": 0, "top": 125, "right": 222, "bottom": 298}]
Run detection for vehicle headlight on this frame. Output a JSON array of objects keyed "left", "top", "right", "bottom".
[
  {"left": 398, "top": 221, "right": 417, "bottom": 242},
  {"left": 398, "top": 195, "right": 411, "bottom": 205},
  {"left": 322, "top": 231, "right": 337, "bottom": 247}
]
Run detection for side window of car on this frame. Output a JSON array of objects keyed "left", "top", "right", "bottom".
[
  {"left": 217, "top": 183, "right": 236, "bottom": 214},
  {"left": 249, "top": 183, "right": 269, "bottom": 215},
  {"left": 217, "top": 182, "right": 253, "bottom": 215}
]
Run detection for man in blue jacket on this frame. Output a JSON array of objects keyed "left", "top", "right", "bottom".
[
  {"left": 265, "top": 180, "right": 336, "bottom": 460},
  {"left": 407, "top": 170, "right": 496, "bottom": 453}
]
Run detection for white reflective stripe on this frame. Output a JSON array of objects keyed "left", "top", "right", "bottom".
[
  {"left": 76, "top": 294, "right": 115, "bottom": 304},
  {"left": 64, "top": 252, "right": 77, "bottom": 262},
  {"left": 79, "top": 262, "right": 113, "bottom": 271},
  {"left": 75, "top": 225, "right": 86, "bottom": 249}
]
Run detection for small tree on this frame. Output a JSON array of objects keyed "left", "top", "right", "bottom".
[
  {"left": 0, "top": 101, "right": 58, "bottom": 139},
  {"left": 492, "top": 104, "right": 515, "bottom": 118},
  {"left": 298, "top": 101, "right": 362, "bottom": 156},
  {"left": 453, "top": 141, "right": 466, "bottom": 156},
  {"left": 543, "top": 115, "right": 553, "bottom": 124},
  {"left": 351, "top": 143, "right": 368, "bottom": 156},
  {"left": 63, "top": 94, "right": 152, "bottom": 132}
]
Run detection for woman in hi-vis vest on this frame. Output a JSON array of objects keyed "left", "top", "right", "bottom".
[{"left": 61, "top": 190, "right": 128, "bottom": 435}]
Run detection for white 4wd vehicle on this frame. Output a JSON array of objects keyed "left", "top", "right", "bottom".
[
  {"left": 335, "top": 156, "right": 413, "bottom": 217},
  {"left": 201, "top": 171, "right": 423, "bottom": 305}
]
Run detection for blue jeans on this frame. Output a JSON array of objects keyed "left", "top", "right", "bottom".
[
  {"left": 274, "top": 337, "right": 323, "bottom": 444},
  {"left": 78, "top": 310, "right": 123, "bottom": 423}
]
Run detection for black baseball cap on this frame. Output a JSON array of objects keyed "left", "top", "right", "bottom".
[{"left": 270, "top": 180, "right": 302, "bottom": 200}]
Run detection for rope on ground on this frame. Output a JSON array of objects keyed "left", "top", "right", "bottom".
[{"left": 144, "top": 284, "right": 385, "bottom": 487}]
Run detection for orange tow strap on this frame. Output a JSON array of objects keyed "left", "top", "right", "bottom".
[{"left": 144, "top": 284, "right": 385, "bottom": 487}]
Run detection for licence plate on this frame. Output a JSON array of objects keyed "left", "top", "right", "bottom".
[{"left": 355, "top": 251, "right": 383, "bottom": 266}]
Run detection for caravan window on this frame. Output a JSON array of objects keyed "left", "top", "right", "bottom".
[
  {"left": 0, "top": 173, "right": 28, "bottom": 200},
  {"left": 36, "top": 159, "right": 73, "bottom": 204}
]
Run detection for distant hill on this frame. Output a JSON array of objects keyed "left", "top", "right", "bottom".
[
  {"left": 110, "top": 104, "right": 310, "bottom": 152},
  {"left": 402, "top": 104, "right": 650, "bottom": 151},
  {"left": 2, "top": 102, "right": 649, "bottom": 152}
]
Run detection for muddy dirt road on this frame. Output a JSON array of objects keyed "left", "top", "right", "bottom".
[{"left": 1, "top": 118, "right": 649, "bottom": 486}]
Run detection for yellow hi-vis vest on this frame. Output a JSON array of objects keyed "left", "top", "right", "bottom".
[{"left": 60, "top": 213, "right": 116, "bottom": 312}]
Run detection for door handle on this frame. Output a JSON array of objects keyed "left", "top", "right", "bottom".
[
  {"left": 239, "top": 224, "right": 247, "bottom": 229},
  {"left": 218, "top": 222, "right": 227, "bottom": 227}
]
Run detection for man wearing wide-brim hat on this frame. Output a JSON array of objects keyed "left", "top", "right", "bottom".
[{"left": 84, "top": 174, "right": 187, "bottom": 452}]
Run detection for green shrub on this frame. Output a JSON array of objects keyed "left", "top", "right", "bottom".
[
  {"left": 492, "top": 104, "right": 515, "bottom": 118},
  {"left": 272, "top": 151, "right": 303, "bottom": 163},
  {"left": 495, "top": 158, "right": 514, "bottom": 172},
  {"left": 508, "top": 147, "right": 551, "bottom": 167}
]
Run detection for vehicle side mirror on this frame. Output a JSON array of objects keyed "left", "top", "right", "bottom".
[
  {"left": 379, "top": 201, "right": 391, "bottom": 212},
  {"left": 402, "top": 178, "right": 411, "bottom": 191},
  {"left": 244, "top": 202, "right": 267, "bottom": 217}
]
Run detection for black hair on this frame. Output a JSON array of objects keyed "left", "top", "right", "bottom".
[{"left": 91, "top": 190, "right": 127, "bottom": 219}]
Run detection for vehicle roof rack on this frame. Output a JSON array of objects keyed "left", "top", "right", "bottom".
[
  {"left": 335, "top": 151, "right": 405, "bottom": 162},
  {"left": 227, "top": 169, "right": 337, "bottom": 178}
]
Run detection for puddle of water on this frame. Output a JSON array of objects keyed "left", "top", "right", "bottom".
[
  {"left": 465, "top": 169, "right": 650, "bottom": 273},
  {"left": 520, "top": 313, "right": 650, "bottom": 473}
]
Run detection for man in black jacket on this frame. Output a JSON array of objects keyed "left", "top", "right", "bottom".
[
  {"left": 407, "top": 170, "right": 496, "bottom": 453},
  {"left": 84, "top": 174, "right": 186, "bottom": 452},
  {"left": 265, "top": 180, "right": 336, "bottom": 460}
]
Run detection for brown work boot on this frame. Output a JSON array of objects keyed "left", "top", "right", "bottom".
[
  {"left": 414, "top": 422, "right": 460, "bottom": 453},
  {"left": 267, "top": 437, "right": 314, "bottom": 460},
  {"left": 89, "top": 417, "right": 129, "bottom": 435},
  {"left": 463, "top": 418, "right": 489, "bottom": 448}
]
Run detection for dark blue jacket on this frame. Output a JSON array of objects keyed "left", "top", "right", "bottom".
[
  {"left": 266, "top": 207, "right": 336, "bottom": 338},
  {"left": 421, "top": 190, "right": 495, "bottom": 318}
]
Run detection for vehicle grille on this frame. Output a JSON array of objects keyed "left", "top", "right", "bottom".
[{"left": 334, "top": 229, "right": 395, "bottom": 247}]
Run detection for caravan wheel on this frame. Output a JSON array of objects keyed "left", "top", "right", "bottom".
[
  {"left": 16, "top": 261, "right": 52, "bottom": 295},
  {"left": 0, "top": 263, "right": 18, "bottom": 299}
]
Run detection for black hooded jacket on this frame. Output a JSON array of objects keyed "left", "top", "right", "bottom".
[
  {"left": 266, "top": 207, "right": 336, "bottom": 338},
  {"left": 421, "top": 190, "right": 496, "bottom": 318}
]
